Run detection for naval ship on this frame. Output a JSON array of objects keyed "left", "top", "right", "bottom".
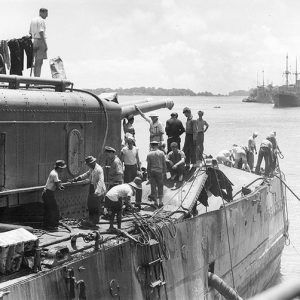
[
  {"left": 273, "top": 55, "right": 300, "bottom": 107},
  {"left": 0, "top": 75, "right": 288, "bottom": 299}
]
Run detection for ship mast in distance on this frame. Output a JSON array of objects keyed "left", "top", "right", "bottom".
[
  {"left": 293, "top": 57, "right": 299, "bottom": 84},
  {"left": 262, "top": 70, "right": 265, "bottom": 87},
  {"left": 284, "top": 54, "right": 290, "bottom": 86}
]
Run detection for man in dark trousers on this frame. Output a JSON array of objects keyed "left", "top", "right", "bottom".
[
  {"left": 255, "top": 138, "right": 273, "bottom": 176},
  {"left": 72, "top": 156, "right": 106, "bottom": 229},
  {"left": 165, "top": 112, "right": 185, "bottom": 152},
  {"left": 147, "top": 141, "right": 167, "bottom": 207},
  {"left": 42, "top": 160, "right": 66, "bottom": 230},
  {"left": 196, "top": 110, "right": 209, "bottom": 161},
  {"left": 104, "top": 146, "right": 123, "bottom": 190},
  {"left": 183, "top": 107, "right": 197, "bottom": 169},
  {"left": 105, "top": 177, "right": 142, "bottom": 232}
]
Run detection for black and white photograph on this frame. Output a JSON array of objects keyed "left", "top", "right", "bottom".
[{"left": 0, "top": 1, "right": 300, "bottom": 299}]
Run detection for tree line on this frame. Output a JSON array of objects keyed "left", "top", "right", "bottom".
[{"left": 84, "top": 87, "right": 226, "bottom": 97}]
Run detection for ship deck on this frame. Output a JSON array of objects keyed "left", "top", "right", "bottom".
[
  {"left": 35, "top": 165, "right": 265, "bottom": 250},
  {"left": 0, "top": 164, "right": 266, "bottom": 288}
]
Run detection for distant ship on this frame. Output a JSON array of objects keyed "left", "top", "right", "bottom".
[
  {"left": 243, "top": 71, "right": 274, "bottom": 103},
  {"left": 273, "top": 55, "right": 300, "bottom": 108}
]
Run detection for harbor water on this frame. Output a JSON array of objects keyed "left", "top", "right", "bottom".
[{"left": 120, "top": 95, "right": 300, "bottom": 284}]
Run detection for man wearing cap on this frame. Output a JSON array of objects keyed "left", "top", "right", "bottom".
[
  {"left": 165, "top": 112, "right": 185, "bottom": 153},
  {"left": 135, "top": 105, "right": 164, "bottom": 145},
  {"left": 105, "top": 177, "right": 142, "bottom": 232},
  {"left": 147, "top": 141, "right": 167, "bottom": 207},
  {"left": 42, "top": 160, "right": 66, "bottom": 230},
  {"left": 248, "top": 132, "right": 258, "bottom": 171},
  {"left": 104, "top": 146, "right": 123, "bottom": 190},
  {"left": 182, "top": 107, "right": 198, "bottom": 168},
  {"left": 166, "top": 142, "right": 185, "bottom": 182},
  {"left": 196, "top": 111, "right": 209, "bottom": 161},
  {"left": 72, "top": 156, "right": 106, "bottom": 228}
]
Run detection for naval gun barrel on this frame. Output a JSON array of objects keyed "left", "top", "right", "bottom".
[{"left": 121, "top": 98, "right": 174, "bottom": 119}]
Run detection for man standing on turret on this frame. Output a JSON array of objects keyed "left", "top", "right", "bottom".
[{"left": 29, "top": 8, "right": 48, "bottom": 77}]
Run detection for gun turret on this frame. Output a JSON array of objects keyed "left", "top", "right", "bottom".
[{"left": 121, "top": 98, "right": 174, "bottom": 119}]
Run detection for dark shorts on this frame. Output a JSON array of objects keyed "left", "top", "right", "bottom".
[{"left": 105, "top": 196, "right": 122, "bottom": 211}]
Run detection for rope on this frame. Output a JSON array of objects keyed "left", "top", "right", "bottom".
[
  {"left": 273, "top": 174, "right": 300, "bottom": 202},
  {"left": 212, "top": 168, "right": 236, "bottom": 290}
]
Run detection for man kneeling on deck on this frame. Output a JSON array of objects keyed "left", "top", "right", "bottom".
[
  {"left": 105, "top": 177, "right": 142, "bottom": 232},
  {"left": 165, "top": 142, "right": 185, "bottom": 182}
]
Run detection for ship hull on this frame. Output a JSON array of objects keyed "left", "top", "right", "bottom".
[
  {"left": 273, "top": 92, "right": 300, "bottom": 107},
  {"left": 0, "top": 170, "right": 287, "bottom": 300}
]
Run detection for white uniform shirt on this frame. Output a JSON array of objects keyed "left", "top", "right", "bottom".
[
  {"left": 80, "top": 163, "right": 106, "bottom": 196},
  {"left": 45, "top": 169, "right": 60, "bottom": 191},
  {"left": 29, "top": 16, "right": 46, "bottom": 39},
  {"left": 121, "top": 146, "right": 138, "bottom": 165},
  {"left": 106, "top": 184, "right": 133, "bottom": 202}
]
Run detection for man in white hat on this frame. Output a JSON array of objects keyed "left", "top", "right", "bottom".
[
  {"left": 135, "top": 105, "right": 164, "bottom": 144},
  {"left": 72, "top": 155, "right": 106, "bottom": 228},
  {"left": 105, "top": 177, "right": 142, "bottom": 232},
  {"left": 42, "top": 160, "right": 66, "bottom": 230}
]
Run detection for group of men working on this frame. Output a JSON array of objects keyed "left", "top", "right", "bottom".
[
  {"left": 216, "top": 131, "right": 281, "bottom": 176},
  {"left": 43, "top": 106, "right": 209, "bottom": 232},
  {"left": 43, "top": 149, "right": 142, "bottom": 233}
]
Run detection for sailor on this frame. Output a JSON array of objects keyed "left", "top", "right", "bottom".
[
  {"left": 29, "top": 8, "right": 48, "bottom": 77},
  {"left": 216, "top": 149, "right": 234, "bottom": 167},
  {"left": 72, "top": 156, "right": 106, "bottom": 229},
  {"left": 182, "top": 107, "right": 197, "bottom": 168},
  {"left": 104, "top": 146, "right": 123, "bottom": 190},
  {"left": 120, "top": 137, "right": 141, "bottom": 183},
  {"left": 42, "top": 160, "right": 66, "bottom": 230},
  {"left": 123, "top": 115, "right": 135, "bottom": 139},
  {"left": 135, "top": 105, "right": 164, "bottom": 145},
  {"left": 147, "top": 141, "right": 167, "bottom": 207},
  {"left": 247, "top": 132, "right": 258, "bottom": 171},
  {"left": 268, "top": 131, "right": 281, "bottom": 173},
  {"left": 255, "top": 138, "right": 273, "bottom": 176},
  {"left": 105, "top": 177, "right": 142, "bottom": 232},
  {"left": 165, "top": 142, "right": 185, "bottom": 182},
  {"left": 231, "top": 145, "right": 251, "bottom": 172},
  {"left": 196, "top": 110, "right": 209, "bottom": 161},
  {"left": 165, "top": 112, "right": 185, "bottom": 152}
]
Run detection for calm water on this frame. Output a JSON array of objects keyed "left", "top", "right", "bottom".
[{"left": 120, "top": 95, "right": 300, "bottom": 283}]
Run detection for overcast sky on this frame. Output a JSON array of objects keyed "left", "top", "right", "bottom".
[{"left": 1, "top": 0, "right": 300, "bottom": 93}]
